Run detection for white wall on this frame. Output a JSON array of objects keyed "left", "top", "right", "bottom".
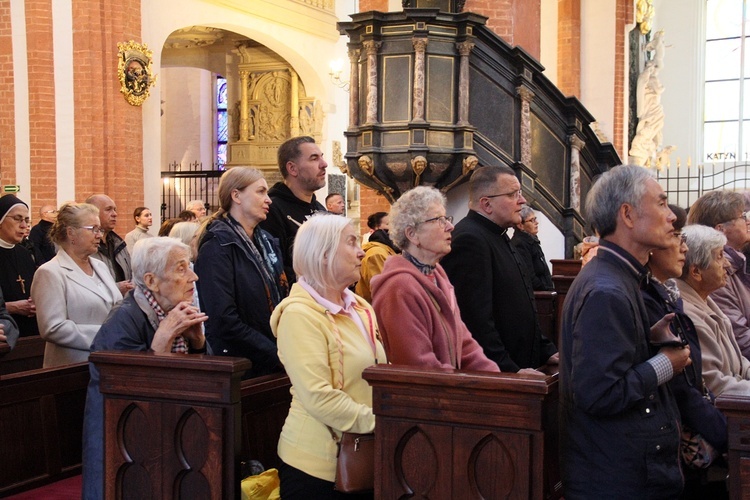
[
  {"left": 651, "top": 0, "right": 704, "bottom": 164},
  {"left": 581, "top": 0, "right": 617, "bottom": 144},
  {"left": 539, "top": 0, "right": 559, "bottom": 86}
]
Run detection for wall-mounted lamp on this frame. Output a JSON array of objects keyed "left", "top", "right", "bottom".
[{"left": 329, "top": 59, "right": 350, "bottom": 92}]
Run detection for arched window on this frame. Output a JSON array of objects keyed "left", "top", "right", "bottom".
[{"left": 216, "top": 76, "right": 228, "bottom": 168}]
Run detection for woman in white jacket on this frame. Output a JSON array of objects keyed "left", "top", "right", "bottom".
[{"left": 31, "top": 202, "right": 121, "bottom": 367}]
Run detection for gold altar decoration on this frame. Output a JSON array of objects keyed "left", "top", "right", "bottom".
[
  {"left": 636, "top": 0, "right": 655, "bottom": 35},
  {"left": 117, "top": 40, "right": 157, "bottom": 106}
]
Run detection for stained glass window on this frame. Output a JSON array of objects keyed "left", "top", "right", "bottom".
[
  {"left": 216, "top": 76, "right": 228, "bottom": 168},
  {"left": 704, "top": 0, "right": 750, "bottom": 161}
]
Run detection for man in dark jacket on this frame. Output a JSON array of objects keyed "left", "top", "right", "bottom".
[
  {"left": 560, "top": 165, "right": 692, "bottom": 498},
  {"left": 86, "top": 194, "right": 133, "bottom": 296},
  {"left": 441, "top": 166, "right": 558, "bottom": 374},
  {"left": 28, "top": 204, "right": 57, "bottom": 265},
  {"left": 511, "top": 205, "right": 554, "bottom": 291},
  {"left": 260, "top": 136, "right": 326, "bottom": 283}
]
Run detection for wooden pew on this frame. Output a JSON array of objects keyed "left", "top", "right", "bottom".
[
  {"left": 92, "top": 351, "right": 251, "bottom": 499},
  {"left": 0, "top": 362, "right": 89, "bottom": 496},
  {"left": 240, "top": 372, "right": 291, "bottom": 471},
  {"left": 716, "top": 390, "right": 750, "bottom": 499},
  {"left": 0, "top": 335, "right": 46, "bottom": 375},
  {"left": 363, "top": 364, "right": 561, "bottom": 500},
  {"left": 550, "top": 259, "right": 582, "bottom": 339},
  {"left": 534, "top": 290, "right": 558, "bottom": 347}
]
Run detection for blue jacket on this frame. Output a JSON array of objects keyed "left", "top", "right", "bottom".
[
  {"left": 81, "top": 289, "right": 211, "bottom": 499},
  {"left": 195, "top": 217, "right": 283, "bottom": 378},
  {"left": 560, "top": 240, "right": 683, "bottom": 499},
  {"left": 641, "top": 277, "right": 728, "bottom": 453}
]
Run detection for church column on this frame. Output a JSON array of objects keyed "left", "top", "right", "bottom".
[
  {"left": 239, "top": 70, "right": 250, "bottom": 141},
  {"left": 412, "top": 37, "right": 428, "bottom": 122},
  {"left": 363, "top": 40, "right": 382, "bottom": 125},
  {"left": 456, "top": 40, "right": 474, "bottom": 126},
  {"left": 348, "top": 48, "right": 360, "bottom": 130},
  {"left": 517, "top": 86, "right": 535, "bottom": 167},
  {"left": 290, "top": 69, "right": 299, "bottom": 137},
  {"left": 569, "top": 134, "right": 585, "bottom": 211}
]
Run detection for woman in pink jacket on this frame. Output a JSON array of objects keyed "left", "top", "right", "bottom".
[{"left": 371, "top": 186, "right": 498, "bottom": 372}]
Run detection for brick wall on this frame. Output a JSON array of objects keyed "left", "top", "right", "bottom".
[
  {"left": 26, "top": 0, "right": 56, "bottom": 216},
  {"left": 463, "top": 0, "right": 541, "bottom": 59},
  {"left": 359, "top": 0, "right": 388, "bottom": 12},
  {"left": 73, "top": 0, "right": 143, "bottom": 237},
  {"left": 0, "top": 0, "right": 15, "bottom": 189},
  {"left": 359, "top": 187, "right": 392, "bottom": 236},
  {"left": 557, "top": 0, "right": 580, "bottom": 97},
  {"left": 613, "top": 0, "right": 632, "bottom": 159}
]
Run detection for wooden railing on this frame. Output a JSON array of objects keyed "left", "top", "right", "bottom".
[
  {"left": 0, "top": 362, "right": 89, "bottom": 496},
  {"left": 364, "top": 364, "right": 561, "bottom": 499}
]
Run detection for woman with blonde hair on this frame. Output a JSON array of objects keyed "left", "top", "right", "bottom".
[
  {"left": 271, "top": 213, "right": 386, "bottom": 499},
  {"left": 194, "top": 166, "right": 288, "bottom": 378},
  {"left": 31, "top": 202, "right": 121, "bottom": 367}
]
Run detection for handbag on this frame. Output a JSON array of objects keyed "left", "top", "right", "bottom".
[
  {"left": 329, "top": 429, "right": 375, "bottom": 493},
  {"left": 681, "top": 426, "right": 718, "bottom": 469}
]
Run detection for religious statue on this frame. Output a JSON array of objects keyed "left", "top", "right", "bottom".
[{"left": 629, "top": 31, "right": 673, "bottom": 168}]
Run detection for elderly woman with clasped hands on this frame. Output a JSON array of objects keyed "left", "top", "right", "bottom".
[{"left": 81, "top": 236, "right": 209, "bottom": 499}]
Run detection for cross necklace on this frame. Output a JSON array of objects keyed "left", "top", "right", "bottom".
[{"left": 11, "top": 248, "right": 26, "bottom": 294}]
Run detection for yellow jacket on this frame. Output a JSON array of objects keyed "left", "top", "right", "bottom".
[
  {"left": 270, "top": 283, "right": 387, "bottom": 481},
  {"left": 354, "top": 241, "right": 396, "bottom": 302}
]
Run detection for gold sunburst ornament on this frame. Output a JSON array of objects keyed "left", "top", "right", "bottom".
[{"left": 117, "top": 41, "right": 156, "bottom": 106}]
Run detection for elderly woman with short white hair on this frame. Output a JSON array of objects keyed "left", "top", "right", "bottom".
[
  {"left": 371, "top": 186, "right": 499, "bottom": 373},
  {"left": 82, "top": 237, "right": 209, "bottom": 499},
  {"left": 271, "top": 213, "right": 386, "bottom": 499},
  {"left": 677, "top": 224, "right": 750, "bottom": 397}
]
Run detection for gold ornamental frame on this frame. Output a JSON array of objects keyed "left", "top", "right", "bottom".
[{"left": 117, "top": 40, "right": 156, "bottom": 106}]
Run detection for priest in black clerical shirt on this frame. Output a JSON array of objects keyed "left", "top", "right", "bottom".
[{"left": 0, "top": 194, "right": 39, "bottom": 336}]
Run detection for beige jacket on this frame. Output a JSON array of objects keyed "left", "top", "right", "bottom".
[
  {"left": 31, "top": 249, "right": 121, "bottom": 367},
  {"left": 677, "top": 279, "right": 750, "bottom": 396}
]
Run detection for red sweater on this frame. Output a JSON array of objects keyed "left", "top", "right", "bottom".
[{"left": 371, "top": 255, "right": 499, "bottom": 372}]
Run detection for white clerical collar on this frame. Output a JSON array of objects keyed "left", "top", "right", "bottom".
[{"left": 0, "top": 237, "right": 15, "bottom": 249}]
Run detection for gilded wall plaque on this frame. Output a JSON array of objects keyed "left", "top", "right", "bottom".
[{"left": 117, "top": 40, "right": 156, "bottom": 106}]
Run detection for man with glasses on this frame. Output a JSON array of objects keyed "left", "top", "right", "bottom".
[
  {"left": 688, "top": 190, "right": 750, "bottom": 360},
  {"left": 29, "top": 204, "right": 58, "bottom": 265},
  {"left": 441, "top": 166, "right": 558, "bottom": 374},
  {"left": 86, "top": 194, "right": 133, "bottom": 297},
  {"left": 0, "top": 194, "right": 38, "bottom": 336}
]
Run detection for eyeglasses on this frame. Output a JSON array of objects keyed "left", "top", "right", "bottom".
[
  {"left": 523, "top": 217, "right": 538, "bottom": 224},
  {"left": 43, "top": 210, "right": 58, "bottom": 214},
  {"left": 80, "top": 225, "right": 103, "bottom": 235},
  {"left": 722, "top": 212, "right": 750, "bottom": 224},
  {"left": 677, "top": 233, "right": 687, "bottom": 244},
  {"left": 419, "top": 215, "right": 454, "bottom": 228},
  {"left": 8, "top": 215, "right": 31, "bottom": 225},
  {"left": 484, "top": 189, "right": 523, "bottom": 201}
]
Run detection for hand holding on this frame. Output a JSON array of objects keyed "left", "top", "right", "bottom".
[{"left": 660, "top": 344, "right": 692, "bottom": 374}]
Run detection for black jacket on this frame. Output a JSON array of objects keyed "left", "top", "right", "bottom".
[
  {"left": 195, "top": 217, "right": 284, "bottom": 378},
  {"left": 559, "top": 241, "right": 683, "bottom": 498},
  {"left": 441, "top": 210, "right": 557, "bottom": 372},
  {"left": 29, "top": 219, "right": 56, "bottom": 265},
  {"left": 510, "top": 229, "right": 554, "bottom": 291},
  {"left": 641, "top": 278, "right": 727, "bottom": 454},
  {"left": 259, "top": 182, "right": 324, "bottom": 283}
]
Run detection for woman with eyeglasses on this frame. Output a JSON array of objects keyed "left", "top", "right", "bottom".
[
  {"left": 0, "top": 194, "right": 39, "bottom": 336},
  {"left": 640, "top": 206, "right": 727, "bottom": 473},
  {"left": 371, "top": 186, "right": 499, "bottom": 372},
  {"left": 30, "top": 203, "right": 121, "bottom": 367}
]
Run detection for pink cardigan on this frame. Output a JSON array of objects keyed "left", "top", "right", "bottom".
[{"left": 371, "top": 255, "right": 499, "bottom": 372}]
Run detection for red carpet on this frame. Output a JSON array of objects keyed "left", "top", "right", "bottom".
[{"left": 4, "top": 475, "right": 81, "bottom": 500}]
